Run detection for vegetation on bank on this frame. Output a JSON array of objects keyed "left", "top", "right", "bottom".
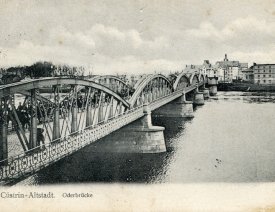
[
  {"left": 0, "top": 61, "right": 86, "bottom": 84},
  {"left": 218, "top": 82, "right": 275, "bottom": 92}
]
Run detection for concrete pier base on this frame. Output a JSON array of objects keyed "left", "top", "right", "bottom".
[
  {"left": 194, "top": 92, "right": 205, "bottom": 105},
  {"left": 153, "top": 95, "right": 194, "bottom": 118},
  {"left": 202, "top": 89, "right": 210, "bottom": 99},
  {"left": 91, "top": 104, "right": 166, "bottom": 153},
  {"left": 209, "top": 85, "right": 217, "bottom": 96}
]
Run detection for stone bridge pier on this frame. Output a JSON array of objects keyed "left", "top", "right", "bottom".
[
  {"left": 194, "top": 87, "right": 205, "bottom": 105},
  {"left": 207, "top": 77, "right": 218, "bottom": 96},
  {"left": 153, "top": 93, "right": 194, "bottom": 118},
  {"left": 185, "top": 87, "right": 205, "bottom": 106},
  {"left": 92, "top": 103, "right": 166, "bottom": 153},
  {"left": 200, "top": 84, "right": 210, "bottom": 99}
]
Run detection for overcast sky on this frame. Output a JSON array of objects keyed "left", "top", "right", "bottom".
[{"left": 0, "top": 0, "right": 275, "bottom": 74}]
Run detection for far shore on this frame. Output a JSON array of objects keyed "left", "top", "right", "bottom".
[{"left": 217, "top": 82, "right": 275, "bottom": 92}]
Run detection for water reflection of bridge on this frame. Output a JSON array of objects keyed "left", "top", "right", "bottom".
[{"left": 0, "top": 72, "right": 218, "bottom": 183}]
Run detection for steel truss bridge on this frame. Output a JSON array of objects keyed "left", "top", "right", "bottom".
[{"left": 0, "top": 72, "right": 213, "bottom": 183}]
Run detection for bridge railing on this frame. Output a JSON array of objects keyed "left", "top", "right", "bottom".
[{"left": 0, "top": 105, "right": 145, "bottom": 182}]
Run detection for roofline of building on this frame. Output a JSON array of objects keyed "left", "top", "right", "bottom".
[{"left": 253, "top": 63, "right": 275, "bottom": 66}]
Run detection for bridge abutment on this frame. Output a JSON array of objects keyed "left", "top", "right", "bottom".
[
  {"left": 153, "top": 94, "right": 194, "bottom": 118},
  {"left": 92, "top": 103, "right": 166, "bottom": 153}
]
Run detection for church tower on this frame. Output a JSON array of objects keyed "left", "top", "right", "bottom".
[{"left": 224, "top": 54, "right": 229, "bottom": 62}]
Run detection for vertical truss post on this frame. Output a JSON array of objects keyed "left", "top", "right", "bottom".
[
  {"left": 104, "top": 96, "right": 113, "bottom": 122},
  {"left": 30, "top": 88, "right": 38, "bottom": 149},
  {"left": 141, "top": 91, "right": 145, "bottom": 105},
  {"left": 160, "top": 79, "right": 164, "bottom": 96},
  {"left": 119, "top": 102, "right": 124, "bottom": 115},
  {"left": 116, "top": 81, "right": 120, "bottom": 93},
  {"left": 86, "top": 88, "right": 93, "bottom": 128},
  {"left": 116, "top": 102, "right": 122, "bottom": 116},
  {"left": 98, "top": 93, "right": 105, "bottom": 123},
  {"left": 9, "top": 97, "right": 29, "bottom": 151},
  {"left": 106, "top": 78, "right": 110, "bottom": 87},
  {"left": 53, "top": 85, "right": 60, "bottom": 141},
  {"left": 164, "top": 82, "right": 167, "bottom": 95},
  {"left": 158, "top": 79, "right": 161, "bottom": 97},
  {"left": 10, "top": 94, "right": 15, "bottom": 130},
  {"left": 71, "top": 85, "right": 78, "bottom": 133},
  {"left": 136, "top": 96, "right": 140, "bottom": 107},
  {"left": 153, "top": 86, "right": 156, "bottom": 100},
  {"left": 148, "top": 89, "right": 152, "bottom": 103},
  {"left": 109, "top": 96, "right": 113, "bottom": 119},
  {"left": 86, "top": 102, "right": 92, "bottom": 127},
  {"left": 0, "top": 97, "right": 8, "bottom": 163},
  {"left": 144, "top": 92, "right": 149, "bottom": 104},
  {"left": 155, "top": 80, "right": 158, "bottom": 99}
]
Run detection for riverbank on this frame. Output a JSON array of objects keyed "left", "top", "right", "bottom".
[{"left": 218, "top": 82, "right": 275, "bottom": 92}]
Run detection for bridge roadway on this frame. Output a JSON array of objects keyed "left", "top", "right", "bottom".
[{"left": 0, "top": 72, "right": 218, "bottom": 183}]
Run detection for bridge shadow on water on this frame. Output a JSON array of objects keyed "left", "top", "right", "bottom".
[{"left": 21, "top": 116, "right": 193, "bottom": 185}]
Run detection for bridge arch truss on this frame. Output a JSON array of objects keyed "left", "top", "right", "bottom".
[
  {"left": 0, "top": 78, "right": 130, "bottom": 161},
  {"left": 129, "top": 74, "right": 174, "bottom": 108},
  {"left": 89, "top": 75, "right": 134, "bottom": 100},
  {"left": 173, "top": 73, "right": 191, "bottom": 91}
]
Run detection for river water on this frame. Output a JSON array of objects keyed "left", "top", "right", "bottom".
[{"left": 16, "top": 91, "right": 275, "bottom": 185}]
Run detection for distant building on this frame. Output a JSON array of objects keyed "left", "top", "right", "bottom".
[
  {"left": 242, "top": 67, "right": 254, "bottom": 82},
  {"left": 183, "top": 64, "right": 200, "bottom": 74},
  {"left": 252, "top": 63, "right": 275, "bottom": 85},
  {"left": 184, "top": 60, "right": 218, "bottom": 78},
  {"left": 216, "top": 54, "right": 248, "bottom": 82},
  {"left": 239, "top": 63, "right": 249, "bottom": 80},
  {"left": 201, "top": 60, "right": 218, "bottom": 78}
]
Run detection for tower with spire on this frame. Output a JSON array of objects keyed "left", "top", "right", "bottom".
[
  {"left": 216, "top": 53, "right": 248, "bottom": 82},
  {"left": 224, "top": 54, "right": 229, "bottom": 62}
]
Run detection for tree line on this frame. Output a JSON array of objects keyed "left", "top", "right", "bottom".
[{"left": 0, "top": 61, "right": 85, "bottom": 84}]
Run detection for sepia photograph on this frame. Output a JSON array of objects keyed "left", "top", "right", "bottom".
[{"left": 1, "top": 0, "right": 275, "bottom": 211}]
